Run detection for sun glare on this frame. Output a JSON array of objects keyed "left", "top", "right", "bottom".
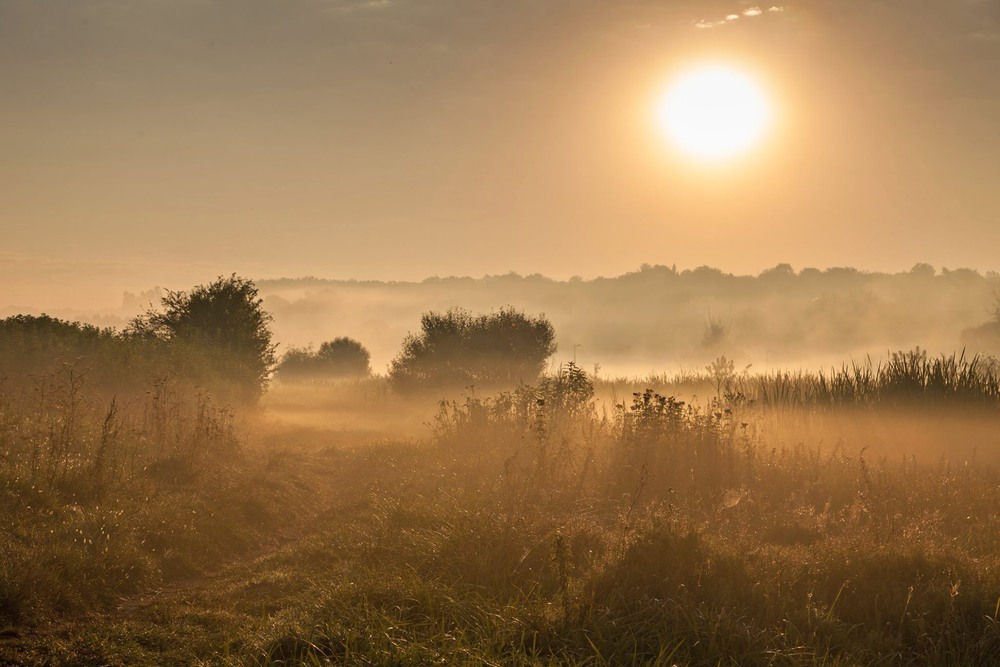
[{"left": 656, "top": 64, "right": 773, "bottom": 162}]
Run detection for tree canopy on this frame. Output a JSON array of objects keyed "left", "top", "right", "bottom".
[
  {"left": 389, "top": 307, "right": 556, "bottom": 393},
  {"left": 128, "top": 274, "right": 276, "bottom": 401},
  {"left": 276, "top": 337, "right": 372, "bottom": 380}
]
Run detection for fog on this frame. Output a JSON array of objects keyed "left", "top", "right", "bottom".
[
  {"left": 8, "top": 1, "right": 1000, "bottom": 661},
  {"left": 7, "top": 263, "right": 996, "bottom": 379},
  {"left": 204, "top": 264, "right": 1000, "bottom": 376}
]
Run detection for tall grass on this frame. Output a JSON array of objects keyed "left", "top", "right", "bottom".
[
  {"left": 744, "top": 349, "right": 1000, "bottom": 410},
  {"left": 594, "top": 349, "right": 1000, "bottom": 412},
  {"left": 7, "top": 352, "right": 1000, "bottom": 665},
  {"left": 0, "top": 363, "right": 319, "bottom": 625},
  {"left": 313, "top": 359, "right": 1000, "bottom": 666}
]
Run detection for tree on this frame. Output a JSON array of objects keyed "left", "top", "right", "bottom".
[
  {"left": 388, "top": 307, "right": 557, "bottom": 394},
  {"left": 959, "top": 292, "right": 1000, "bottom": 354},
  {"left": 0, "top": 314, "right": 116, "bottom": 379},
  {"left": 128, "top": 274, "right": 276, "bottom": 401},
  {"left": 275, "top": 337, "right": 372, "bottom": 380},
  {"left": 273, "top": 347, "right": 318, "bottom": 380},
  {"left": 317, "top": 337, "right": 371, "bottom": 377}
]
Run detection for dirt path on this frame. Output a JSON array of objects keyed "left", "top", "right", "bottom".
[{"left": 0, "top": 423, "right": 421, "bottom": 666}]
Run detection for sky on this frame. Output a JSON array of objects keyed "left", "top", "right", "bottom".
[{"left": 3, "top": 0, "right": 1000, "bottom": 309}]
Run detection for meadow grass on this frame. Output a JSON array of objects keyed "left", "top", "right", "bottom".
[
  {"left": 0, "top": 367, "right": 335, "bottom": 627},
  {"left": 3, "top": 356, "right": 1000, "bottom": 665}
]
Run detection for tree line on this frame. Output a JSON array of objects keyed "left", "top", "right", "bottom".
[
  {"left": 8, "top": 273, "right": 997, "bottom": 403},
  {"left": 0, "top": 275, "right": 559, "bottom": 402}
]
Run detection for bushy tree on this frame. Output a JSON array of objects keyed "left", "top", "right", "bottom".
[
  {"left": 274, "top": 347, "right": 318, "bottom": 379},
  {"left": 317, "top": 337, "right": 371, "bottom": 376},
  {"left": 0, "top": 315, "right": 119, "bottom": 379},
  {"left": 0, "top": 314, "right": 109, "bottom": 356},
  {"left": 962, "top": 293, "right": 1000, "bottom": 354},
  {"left": 276, "top": 337, "right": 371, "bottom": 380},
  {"left": 389, "top": 307, "right": 557, "bottom": 393},
  {"left": 128, "top": 274, "right": 276, "bottom": 401}
]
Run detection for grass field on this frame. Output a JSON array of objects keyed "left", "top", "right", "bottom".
[{"left": 3, "top": 356, "right": 1000, "bottom": 665}]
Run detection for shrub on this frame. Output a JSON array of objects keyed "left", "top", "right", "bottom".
[
  {"left": 388, "top": 307, "right": 556, "bottom": 394},
  {"left": 275, "top": 347, "right": 317, "bottom": 379},
  {"left": 276, "top": 337, "right": 372, "bottom": 380},
  {"left": 0, "top": 315, "right": 164, "bottom": 394},
  {"left": 317, "top": 337, "right": 371, "bottom": 376},
  {"left": 128, "top": 274, "right": 276, "bottom": 402},
  {"left": 0, "top": 315, "right": 115, "bottom": 376}
]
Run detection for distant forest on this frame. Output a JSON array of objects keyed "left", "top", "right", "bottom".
[
  {"left": 7, "top": 264, "right": 999, "bottom": 376},
  {"left": 255, "top": 264, "right": 1000, "bottom": 375}
]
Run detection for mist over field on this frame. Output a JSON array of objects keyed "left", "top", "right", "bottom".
[
  {"left": 258, "top": 265, "right": 1000, "bottom": 375},
  {"left": 6, "top": 269, "right": 1000, "bottom": 664},
  {"left": 7, "top": 263, "right": 999, "bottom": 377},
  {"left": 8, "top": 0, "right": 1000, "bottom": 664}
]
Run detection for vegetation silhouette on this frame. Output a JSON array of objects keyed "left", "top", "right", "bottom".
[
  {"left": 389, "top": 307, "right": 556, "bottom": 394},
  {"left": 128, "top": 274, "right": 276, "bottom": 402},
  {"left": 6, "top": 285, "right": 1000, "bottom": 663},
  {"left": 961, "top": 292, "right": 1000, "bottom": 353},
  {"left": 0, "top": 314, "right": 115, "bottom": 375},
  {"left": 276, "top": 337, "right": 372, "bottom": 380},
  {"left": 258, "top": 263, "right": 1000, "bottom": 372}
]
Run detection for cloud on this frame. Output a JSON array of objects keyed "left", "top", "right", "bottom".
[
  {"left": 316, "top": 0, "right": 393, "bottom": 15},
  {"left": 695, "top": 5, "right": 784, "bottom": 29}
]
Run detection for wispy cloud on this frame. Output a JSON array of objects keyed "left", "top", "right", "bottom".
[
  {"left": 319, "top": 0, "right": 393, "bottom": 14},
  {"left": 695, "top": 5, "right": 784, "bottom": 29}
]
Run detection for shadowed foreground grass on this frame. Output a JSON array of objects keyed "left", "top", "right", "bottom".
[{"left": 5, "top": 365, "right": 1000, "bottom": 665}]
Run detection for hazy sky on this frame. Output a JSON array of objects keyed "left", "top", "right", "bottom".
[{"left": 3, "top": 0, "right": 1000, "bottom": 308}]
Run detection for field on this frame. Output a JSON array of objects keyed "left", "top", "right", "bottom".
[
  {"left": 3, "top": 351, "right": 1000, "bottom": 666},
  {"left": 9, "top": 0, "right": 1000, "bottom": 663}
]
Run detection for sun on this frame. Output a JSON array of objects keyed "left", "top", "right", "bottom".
[{"left": 656, "top": 64, "right": 773, "bottom": 162}]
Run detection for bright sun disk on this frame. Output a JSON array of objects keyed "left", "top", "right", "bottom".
[{"left": 656, "top": 64, "right": 773, "bottom": 162}]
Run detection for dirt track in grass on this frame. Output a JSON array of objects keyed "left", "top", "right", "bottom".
[{"left": 0, "top": 415, "right": 423, "bottom": 667}]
